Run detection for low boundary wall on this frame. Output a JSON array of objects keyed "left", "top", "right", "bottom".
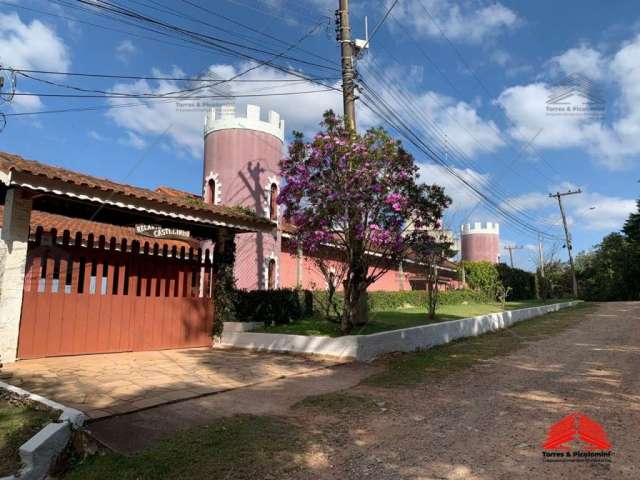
[
  {"left": 217, "top": 301, "right": 581, "bottom": 361},
  {"left": 0, "top": 381, "right": 85, "bottom": 480}
]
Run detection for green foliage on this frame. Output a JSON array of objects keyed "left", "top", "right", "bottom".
[
  {"left": 311, "top": 289, "right": 490, "bottom": 313},
  {"left": 462, "top": 261, "right": 501, "bottom": 298},
  {"left": 623, "top": 199, "right": 640, "bottom": 242},
  {"left": 496, "top": 263, "right": 536, "bottom": 300},
  {"left": 576, "top": 233, "right": 640, "bottom": 301},
  {"left": 229, "top": 205, "right": 259, "bottom": 218},
  {"left": 0, "top": 397, "right": 57, "bottom": 477},
  {"left": 212, "top": 236, "right": 237, "bottom": 338},
  {"left": 235, "top": 289, "right": 304, "bottom": 326}
]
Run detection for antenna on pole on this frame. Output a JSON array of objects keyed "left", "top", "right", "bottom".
[{"left": 354, "top": 16, "right": 370, "bottom": 54}]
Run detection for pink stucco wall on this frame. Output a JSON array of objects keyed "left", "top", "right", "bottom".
[
  {"left": 461, "top": 233, "right": 500, "bottom": 264},
  {"left": 278, "top": 241, "right": 441, "bottom": 292},
  {"left": 204, "top": 128, "right": 282, "bottom": 290}
]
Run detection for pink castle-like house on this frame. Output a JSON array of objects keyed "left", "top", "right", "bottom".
[{"left": 201, "top": 104, "right": 460, "bottom": 291}]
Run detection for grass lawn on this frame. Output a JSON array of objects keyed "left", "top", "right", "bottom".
[
  {"left": 254, "top": 299, "right": 569, "bottom": 337},
  {"left": 65, "top": 415, "right": 305, "bottom": 480},
  {"left": 0, "top": 397, "right": 57, "bottom": 477}
]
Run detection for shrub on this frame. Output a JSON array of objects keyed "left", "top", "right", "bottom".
[
  {"left": 496, "top": 263, "right": 536, "bottom": 300},
  {"left": 235, "top": 289, "right": 303, "bottom": 326},
  {"left": 462, "top": 261, "right": 501, "bottom": 298},
  {"left": 312, "top": 289, "right": 490, "bottom": 314}
]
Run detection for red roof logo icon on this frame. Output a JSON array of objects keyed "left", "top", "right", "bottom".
[{"left": 542, "top": 413, "right": 612, "bottom": 451}]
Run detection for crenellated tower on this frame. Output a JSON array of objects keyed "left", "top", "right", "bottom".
[
  {"left": 203, "top": 104, "right": 284, "bottom": 290},
  {"left": 460, "top": 222, "right": 500, "bottom": 264}
]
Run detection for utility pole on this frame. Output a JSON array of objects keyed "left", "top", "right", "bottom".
[
  {"left": 549, "top": 189, "right": 582, "bottom": 297},
  {"left": 538, "top": 232, "right": 545, "bottom": 278},
  {"left": 504, "top": 244, "right": 523, "bottom": 268},
  {"left": 336, "top": 0, "right": 357, "bottom": 133}
]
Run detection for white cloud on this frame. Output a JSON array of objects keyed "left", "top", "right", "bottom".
[
  {"left": 419, "top": 163, "right": 491, "bottom": 211},
  {"left": 565, "top": 190, "right": 636, "bottom": 231},
  {"left": 88, "top": 130, "right": 108, "bottom": 142},
  {"left": 504, "top": 182, "right": 636, "bottom": 232},
  {"left": 10, "top": 90, "right": 43, "bottom": 113},
  {"left": 496, "top": 34, "right": 640, "bottom": 170},
  {"left": 360, "top": 58, "right": 504, "bottom": 157},
  {"left": 501, "top": 190, "right": 549, "bottom": 213},
  {"left": 118, "top": 131, "right": 146, "bottom": 150},
  {"left": 105, "top": 63, "right": 344, "bottom": 157},
  {"left": 0, "top": 12, "right": 70, "bottom": 71},
  {"left": 115, "top": 40, "right": 137, "bottom": 63},
  {"left": 549, "top": 45, "right": 606, "bottom": 80},
  {"left": 390, "top": 0, "right": 519, "bottom": 44}
]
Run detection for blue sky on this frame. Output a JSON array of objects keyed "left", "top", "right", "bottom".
[{"left": 1, "top": 0, "right": 639, "bottom": 270}]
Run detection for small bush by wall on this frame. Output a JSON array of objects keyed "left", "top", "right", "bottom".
[{"left": 235, "top": 288, "right": 304, "bottom": 326}]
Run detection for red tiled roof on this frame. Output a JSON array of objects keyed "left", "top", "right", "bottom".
[
  {"left": 0, "top": 151, "right": 272, "bottom": 229},
  {"left": 0, "top": 206, "right": 194, "bottom": 249},
  {"left": 154, "top": 186, "right": 200, "bottom": 200}
]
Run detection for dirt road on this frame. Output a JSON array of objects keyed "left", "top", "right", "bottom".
[
  {"left": 290, "top": 302, "right": 640, "bottom": 479},
  {"left": 84, "top": 302, "right": 639, "bottom": 479}
]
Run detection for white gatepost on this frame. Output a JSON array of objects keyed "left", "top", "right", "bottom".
[{"left": 0, "top": 189, "right": 33, "bottom": 364}]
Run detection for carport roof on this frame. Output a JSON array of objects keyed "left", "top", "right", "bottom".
[{"left": 0, "top": 151, "right": 275, "bottom": 233}]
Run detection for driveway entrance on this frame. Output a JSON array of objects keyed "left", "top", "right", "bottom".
[{"left": 2, "top": 348, "right": 341, "bottom": 419}]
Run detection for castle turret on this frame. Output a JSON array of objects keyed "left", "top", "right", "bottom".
[
  {"left": 460, "top": 222, "right": 500, "bottom": 264},
  {"left": 203, "top": 104, "right": 284, "bottom": 289}
]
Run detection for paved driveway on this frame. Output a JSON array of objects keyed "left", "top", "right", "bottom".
[{"left": 2, "top": 348, "right": 342, "bottom": 419}]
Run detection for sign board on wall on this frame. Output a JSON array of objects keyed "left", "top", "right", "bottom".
[{"left": 135, "top": 224, "right": 191, "bottom": 241}]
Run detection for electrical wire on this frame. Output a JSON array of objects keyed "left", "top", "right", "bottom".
[
  {"left": 356, "top": 81, "right": 557, "bottom": 240},
  {"left": 4, "top": 69, "right": 340, "bottom": 83}
]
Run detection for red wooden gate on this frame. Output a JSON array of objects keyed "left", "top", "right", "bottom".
[{"left": 17, "top": 228, "right": 215, "bottom": 359}]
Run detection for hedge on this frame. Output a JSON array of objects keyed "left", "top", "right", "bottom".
[
  {"left": 311, "top": 289, "right": 490, "bottom": 313},
  {"left": 235, "top": 288, "right": 306, "bottom": 326},
  {"left": 235, "top": 287, "right": 500, "bottom": 326},
  {"left": 496, "top": 263, "right": 536, "bottom": 300}
]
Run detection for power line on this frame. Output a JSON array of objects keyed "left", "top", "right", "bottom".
[
  {"left": 356, "top": 83, "right": 555, "bottom": 239},
  {"left": 10, "top": 89, "right": 335, "bottom": 100},
  {"left": 6, "top": 68, "right": 339, "bottom": 83},
  {"left": 415, "top": 0, "right": 564, "bottom": 180},
  {"left": 356, "top": 63, "right": 552, "bottom": 229},
  {"left": 47, "top": 0, "right": 337, "bottom": 76},
  {"left": 360, "top": 0, "right": 399, "bottom": 51}
]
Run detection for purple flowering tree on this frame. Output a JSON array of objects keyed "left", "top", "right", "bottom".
[{"left": 278, "top": 111, "right": 451, "bottom": 333}]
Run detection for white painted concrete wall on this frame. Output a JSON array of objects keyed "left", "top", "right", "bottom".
[
  {"left": 0, "top": 190, "right": 33, "bottom": 364},
  {"left": 222, "top": 321, "right": 262, "bottom": 333},
  {"left": 217, "top": 301, "right": 581, "bottom": 361}
]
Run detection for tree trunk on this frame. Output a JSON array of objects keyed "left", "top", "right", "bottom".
[
  {"left": 427, "top": 262, "right": 438, "bottom": 320},
  {"left": 341, "top": 278, "right": 368, "bottom": 333}
]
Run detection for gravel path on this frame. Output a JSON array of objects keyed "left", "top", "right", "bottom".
[{"left": 292, "top": 302, "right": 640, "bottom": 479}]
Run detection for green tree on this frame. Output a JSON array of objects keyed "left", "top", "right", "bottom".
[
  {"left": 623, "top": 199, "right": 640, "bottom": 242},
  {"left": 462, "top": 261, "right": 500, "bottom": 300}
]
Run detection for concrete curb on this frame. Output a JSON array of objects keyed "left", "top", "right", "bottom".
[
  {"left": 216, "top": 301, "right": 582, "bottom": 361},
  {"left": 0, "top": 382, "right": 86, "bottom": 480}
]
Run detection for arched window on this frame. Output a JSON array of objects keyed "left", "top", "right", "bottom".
[
  {"left": 267, "top": 259, "right": 276, "bottom": 290},
  {"left": 269, "top": 183, "right": 278, "bottom": 221},
  {"left": 207, "top": 179, "right": 216, "bottom": 204}
]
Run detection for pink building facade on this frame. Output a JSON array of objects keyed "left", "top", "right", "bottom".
[
  {"left": 203, "top": 105, "right": 283, "bottom": 290},
  {"left": 202, "top": 104, "right": 459, "bottom": 292}
]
